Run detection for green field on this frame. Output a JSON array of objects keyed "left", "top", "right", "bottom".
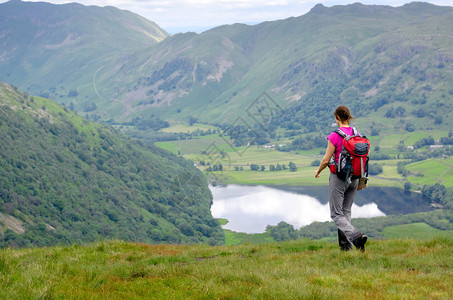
[
  {"left": 155, "top": 137, "right": 403, "bottom": 187},
  {"left": 216, "top": 219, "right": 275, "bottom": 245},
  {"left": 406, "top": 159, "right": 453, "bottom": 188},
  {"left": 224, "top": 230, "right": 275, "bottom": 246},
  {"left": 2, "top": 238, "right": 452, "bottom": 299},
  {"left": 154, "top": 127, "right": 451, "bottom": 189},
  {"left": 368, "top": 131, "right": 449, "bottom": 152},
  {"left": 155, "top": 134, "right": 241, "bottom": 156},
  {"left": 160, "top": 123, "right": 218, "bottom": 133},
  {"left": 382, "top": 223, "right": 453, "bottom": 239}
]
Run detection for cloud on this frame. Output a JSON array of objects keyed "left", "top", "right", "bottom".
[{"left": 210, "top": 185, "right": 385, "bottom": 233}]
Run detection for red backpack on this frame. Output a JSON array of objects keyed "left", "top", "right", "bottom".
[{"left": 329, "top": 127, "right": 370, "bottom": 187}]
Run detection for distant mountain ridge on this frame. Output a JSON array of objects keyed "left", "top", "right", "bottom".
[
  {"left": 94, "top": 1, "right": 453, "bottom": 130},
  {"left": 1, "top": 1, "right": 453, "bottom": 133},
  {"left": 0, "top": 0, "right": 169, "bottom": 112}
]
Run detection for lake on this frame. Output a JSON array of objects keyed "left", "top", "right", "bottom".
[{"left": 210, "top": 184, "right": 433, "bottom": 233}]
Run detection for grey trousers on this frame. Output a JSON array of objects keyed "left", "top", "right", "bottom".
[{"left": 329, "top": 173, "right": 360, "bottom": 247}]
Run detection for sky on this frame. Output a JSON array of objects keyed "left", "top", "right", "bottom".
[{"left": 2, "top": 0, "right": 452, "bottom": 33}]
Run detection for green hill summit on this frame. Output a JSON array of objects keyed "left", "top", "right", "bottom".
[{"left": 0, "top": 0, "right": 169, "bottom": 114}]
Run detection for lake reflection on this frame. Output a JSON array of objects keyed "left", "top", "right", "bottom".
[{"left": 210, "top": 185, "right": 385, "bottom": 234}]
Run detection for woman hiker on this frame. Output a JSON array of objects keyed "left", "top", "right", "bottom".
[{"left": 314, "top": 105, "right": 368, "bottom": 251}]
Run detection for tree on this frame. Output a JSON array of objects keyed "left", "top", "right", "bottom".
[
  {"left": 371, "top": 128, "right": 380, "bottom": 136},
  {"left": 397, "top": 141, "right": 406, "bottom": 152},
  {"left": 188, "top": 116, "right": 198, "bottom": 126},
  {"left": 434, "top": 115, "right": 443, "bottom": 125},
  {"left": 268, "top": 222, "right": 297, "bottom": 242},
  {"left": 178, "top": 221, "right": 194, "bottom": 236},
  {"left": 405, "top": 122, "right": 415, "bottom": 132},
  {"left": 413, "top": 108, "right": 426, "bottom": 118},
  {"left": 250, "top": 164, "right": 259, "bottom": 171},
  {"left": 82, "top": 102, "right": 97, "bottom": 112},
  {"left": 422, "top": 184, "right": 447, "bottom": 204},
  {"left": 311, "top": 160, "right": 320, "bottom": 167},
  {"left": 397, "top": 161, "right": 408, "bottom": 176},
  {"left": 404, "top": 182, "right": 411, "bottom": 192},
  {"left": 368, "top": 163, "right": 383, "bottom": 175},
  {"left": 289, "top": 161, "right": 297, "bottom": 172},
  {"left": 385, "top": 108, "right": 395, "bottom": 118},
  {"left": 395, "top": 106, "right": 406, "bottom": 117},
  {"left": 68, "top": 88, "right": 78, "bottom": 97}
]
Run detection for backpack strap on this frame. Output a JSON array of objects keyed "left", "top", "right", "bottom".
[
  {"left": 334, "top": 129, "right": 348, "bottom": 138},
  {"left": 335, "top": 127, "right": 360, "bottom": 138}
]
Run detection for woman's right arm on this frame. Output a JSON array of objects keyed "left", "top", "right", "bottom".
[{"left": 315, "top": 140, "right": 335, "bottom": 178}]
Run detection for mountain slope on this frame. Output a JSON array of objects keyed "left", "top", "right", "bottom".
[
  {"left": 1, "top": 2, "right": 453, "bottom": 135},
  {"left": 0, "top": 0, "right": 169, "bottom": 111},
  {"left": 91, "top": 2, "right": 453, "bottom": 131},
  {"left": 0, "top": 82, "right": 223, "bottom": 247}
]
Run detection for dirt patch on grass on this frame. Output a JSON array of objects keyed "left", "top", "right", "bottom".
[{"left": 0, "top": 213, "right": 25, "bottom": 234}]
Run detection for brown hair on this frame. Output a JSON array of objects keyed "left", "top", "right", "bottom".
[{"left": 334, "top": 105, "right": 353, "bottom": 123}]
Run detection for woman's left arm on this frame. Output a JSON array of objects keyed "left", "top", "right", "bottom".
[{"left": 315, "top": 140, "right": 336, "bottom": 178}]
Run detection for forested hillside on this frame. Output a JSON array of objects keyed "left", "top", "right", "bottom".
[{"left": 0, "top": 83, "right": 223, "bottom": 247}]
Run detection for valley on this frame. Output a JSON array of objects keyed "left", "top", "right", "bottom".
[
  {"left": 1, "top": 1, "right": 453, "bottom": 297},
  {"left": 1, "top": 1, "right": 453, "bottom": 248},
  {"left": 154, "top": 123, "right": 452, "bottom": 189},
  {"left": 149, "top": 121, "right": 453, "bottom": 244}
]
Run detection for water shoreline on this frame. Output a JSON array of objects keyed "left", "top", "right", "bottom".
[{"left": 209, "top": 184, "right": 433, "bottom": 234}]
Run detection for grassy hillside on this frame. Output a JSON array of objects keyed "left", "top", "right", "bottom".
[
  {"left": 1, "top": 238, "right": 452, "bottom": 298},
  {"left": 0, "top": 82, "right": 223, "bottom": 247}
]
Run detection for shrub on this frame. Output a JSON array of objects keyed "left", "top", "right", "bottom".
[
  {"left": 311, "top": 160, "right": 320, "bottom": 167},
  {"left": 405, "top": 122, "right": 415, "bottom": 132},
  {"left": 368, "top": 163, "right": 383, "bottom": 175}
]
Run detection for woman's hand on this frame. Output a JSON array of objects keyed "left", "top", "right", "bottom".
[{"left": 315, "top": 140, "right": 335, "bottom": 178}]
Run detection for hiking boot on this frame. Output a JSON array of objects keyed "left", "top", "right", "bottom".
[
  {"left": 352, "top": 233, "right": 367, "bottom": 252},
  {"left": 340, "top": 245, "right": 353, "bottom": 251},
  {"left": 338, "top": 229, "right": 353, "bottom": 251}
]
